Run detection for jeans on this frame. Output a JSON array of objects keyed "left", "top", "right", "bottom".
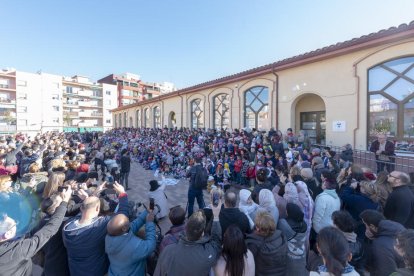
[
  {"left": 187, "top": 187, "right": 205, "bottom": 218},
  {"left": 120, "top": 171, "right": 130, "bottom": 188}
]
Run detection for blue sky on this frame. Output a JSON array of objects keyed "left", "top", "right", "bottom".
[{"left": 1, "top": 0, "right": 414, "bottom": 88}]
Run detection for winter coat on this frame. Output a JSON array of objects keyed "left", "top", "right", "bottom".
[
  {"left": 154, "top": 221, "right": 222, "bottom": 276},
  {"left": 159, "top": 224, "right": 186, "bottom": 254},
  {"left": 340, "top": 185, "right": 379, "bottom": 238},
  {"left": 312, "top": 189, "right": 340, "bottom": 233},
  {"left": 105, "top": 210, "right": 156, "bottom": 276},
  {"left": 304, "top": 177, "right": 323, "bottom": 201},
  {"left": 384, "top": 185, "right": 414, "bottom": 228},
  {"left": 219, "top": 207, "right": 251, "bottom": 236},
  {"left": 246, "top": 230, "right": 287, "bottom": 276},
  {"left": 0, "top": 202, "right": 67, "bottom": 276},
  {"left": 19, "top": 154, "right": 39, "bottom": 177},
  {"left": 120, "top": 155, "right": 131, "bottom": 173},
  {"left": 278, "top": 219, "right": 307, "bottom": 276},
  {"left": 366, "top": 220, "right": 405, "bottom": 276},
  {"left": 213, "top": 249, "right": 255, "bottom": 276},
  {"left": 62, "top": 194, "right": 129, "bottom": 276},
  {"left": 148, "top": 182, "right": 168, "bottom": 219}
]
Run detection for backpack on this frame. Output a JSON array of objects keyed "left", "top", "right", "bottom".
[{"left": 193, "top": 165, "right": 208, "bottom": 190}]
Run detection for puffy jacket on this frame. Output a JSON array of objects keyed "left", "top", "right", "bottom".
[
  {"left": 313, "top": 189, "right": 340, "bottom": 233},
  {"left": 246, "top": 230, "right": 287, "bottom": 276}
]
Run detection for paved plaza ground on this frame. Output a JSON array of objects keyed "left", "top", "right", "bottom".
[{"left": 125, "top": 161, "right": 211, "bottom": 234}]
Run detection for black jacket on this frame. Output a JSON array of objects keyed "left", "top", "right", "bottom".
[
  {"left": 219, "top": 207, "right": 251, "bottom": 236},
  {"left": 366, "top": 220, "right": 405, "bottom": 276},
  {"left": 36, "top": 216, "right": 70, "bottom": 276},
  {"left": 246, "top": 230, "right": 287, "bottom": 276},
  {"left": 304, "top": 178, "right": 322, "bottom": 201},
  {"left": 0, "top": 202, "right": 68, "bottom": 276},
  {"left": 120, "top": 155, "right": 131, "bottom": 173},
  {"left": 384, "top": 185, "right": 414, "bottom": 228}
]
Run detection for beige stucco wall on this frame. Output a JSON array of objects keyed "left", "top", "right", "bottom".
[{"left": 112, "top": 37, "right": 414, "bottom": 150}]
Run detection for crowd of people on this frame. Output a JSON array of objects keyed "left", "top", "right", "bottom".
[{"left": 0, "top": 127, "right": 413, "bottom": 276}]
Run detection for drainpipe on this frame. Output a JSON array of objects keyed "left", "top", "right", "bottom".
[
  {"left": 352, "top": 63, "right": 360, "bottom": 149},
  {"left": 178, "top": 92, "right": 184, "bottom": 128},
  {"left": 271, "top": 64, "right": 279, "bottom": 130}
]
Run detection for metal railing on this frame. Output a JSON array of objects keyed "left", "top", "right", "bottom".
[{"left": 312, "top": 144, "right": 414, "bottom": 173}]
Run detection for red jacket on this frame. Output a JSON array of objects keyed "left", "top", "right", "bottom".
[
  {"left": 247, "top": 167, "right": 256, "bottom": 179},
  {"left": 234, "top": 159, "right": 243, "bottom": 172}
]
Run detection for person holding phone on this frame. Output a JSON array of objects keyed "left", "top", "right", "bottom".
[{"left": 63, "top": 183, "right": 129, "bottom": 276}]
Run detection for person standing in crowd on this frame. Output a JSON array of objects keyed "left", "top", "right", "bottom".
[
  {"left": 393, "top": 229, "right": 414, "bottom": 276},
  {"left": 312, "top": 170, "right": 340, "bottom": 234},
  {"left": 331, "top": 211, "right": 364, "bottom": 273},
  {"left": 213, "top": 225, "right": 255, "bottom": 276},
  {"left": 384, "top": 171, "right": 414, "bottom": 228},
  {"left": 219, "top": 190, "right": 251, "bottom": 235},
  {"left": 360, "top": 209, "right": 405, "bottom": 276},
  {"left": 105, "top": 209, "right": 156, "bottom": 276},
  {"left": 154, "top": 200, "right": 223, "bottom": 276},
  {"left": 0, "top": 187, "right": 72, "bottom": 276},
  {"left": 159, "top": 206, "right": 186, "bottom": 253},
  {"left": 246, "top": 211, "right": 287, "bottom": 276},
  {"left": 277, "top": 203, "right": 308, "bottom": 275},
  {"left": 119, "top": 149, "right": 131, "bottom": 190},
  {"left": 186, "top": 157, "right": 207, "bottom": 218},
  {"left": 63, "top": 183, "right": 129, "bottom": 276},
  {"left": 310, "top": 227, "right": 360, "bottom": 276},
  {"left": 370, "top": 133, "right": 395, "bottom": 173}
]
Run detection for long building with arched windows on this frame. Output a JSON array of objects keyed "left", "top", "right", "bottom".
[{"left": 112, "top": 21, "right": 414, "bottom": 151}]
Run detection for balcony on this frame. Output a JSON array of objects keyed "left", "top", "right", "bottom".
[
  {"left": 65, "top": 112, "right": 79, "bottom": 117},
  {"left": 78, "top": 101, "right": 99, "bottom": 107}
]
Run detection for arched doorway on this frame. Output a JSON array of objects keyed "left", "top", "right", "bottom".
[
  {"left": 293, "top": 93, "right": 326, "bottom": 145},
  {"left": 168, "top": 111, "right": 176, "bottom": 128}
]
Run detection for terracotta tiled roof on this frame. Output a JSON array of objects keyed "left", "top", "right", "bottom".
[{"left": 112, "top": 20, "right": 414, "bottom": 112}]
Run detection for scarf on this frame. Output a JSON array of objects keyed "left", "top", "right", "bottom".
[{"left": 318, "top": 264, "right": 355, "bottom": 274}]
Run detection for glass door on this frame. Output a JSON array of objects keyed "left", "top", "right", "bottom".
[{"left": 300, "top": 111, "right": 326, "bottom": 145}]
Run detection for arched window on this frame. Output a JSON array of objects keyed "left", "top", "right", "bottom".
[
  {"left": 153, "top": 106, "right": 161, "bottom": 128},
  {"left": 123, "top": 112, "right": 127, "bottom": 127},
  {"left": 244, "top": 86, "right": 269, "bottom": 129},
  {"left": 136, "top": 110, "right": 141, "bottom": 128},
  {"left": 368, "top": 56, "right": 414, "bottom": 150},
  {"left": 144, "top": 108, "right": 150, "bottom": 128},
  {"left": 191, "top": 99, "right": 203, "bottom": 129},
  {"left": 213, "top": 94, "right": 230, "bottom": 129}
]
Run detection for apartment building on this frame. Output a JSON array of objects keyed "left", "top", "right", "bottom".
[
  {"left": 0, "top": 69, "right": 16, "bottom": 133},
  {"left": 98, "top": 73, "right": 176, "bottom": 107},
  {"left": 62, "top": 75, "right": 117, "bottom": 132},
  {"left": 15, "top": 71, "right": 63, "bottom": 134},
  {"left": 0, "top": 69, "right": 117, "bottom": 134}
]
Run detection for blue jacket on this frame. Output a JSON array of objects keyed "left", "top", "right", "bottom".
[
  {"left": 62, "top": 194, "right": 129, "bottom": 276},
  {"left": 105, "top": 210, "right": 156, "bottom": 276}
]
